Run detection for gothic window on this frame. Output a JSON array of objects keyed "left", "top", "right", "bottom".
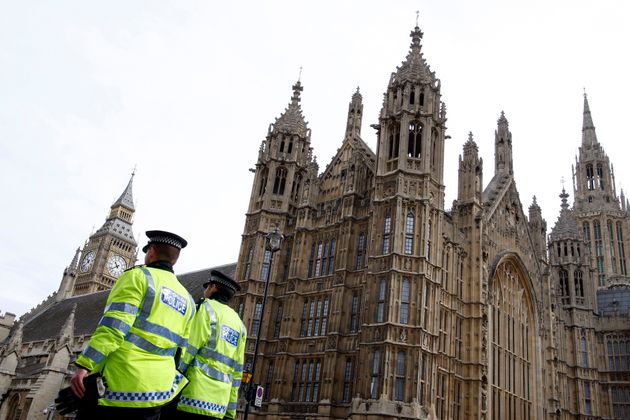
[
  {"left": 280, "top": 139, "right": 285, "bottom": 153},
  {"left": 288, "top": 140, "right": 293, "bottom": 154},
  {"left": 383, "top": 210, "right": 392, "bottom": 254},
  {"left": 432, "top": 130, "right": 438, "bottom": 167},
  {"left": 264, "top": 361, "right": 274, "bottom": 401},
  {"left": 580, "top": 336, "right": 589, "bottom": 368},
  {"left": 422, "top": 280, "right": 431, "bottom": 329},
  {"left": 370, "top": 350, "right": 381, "bottom": 399},
  {"left": 594, "top": 221, "right": 605, "bottom": 286},
  {"left": 356, "top": 232, "right": 366, "bottom": 270},
  {"left": 609, "top": 221, "right": 617, "bottom": 273},
  {"left": 404, "top": 211, "right": 414, "bottom": 254},
  {"left": 419, "top": 91, "right": 425, "bottom": 107},
  {"left": 292, "top": 359, "right": 321, "bottom": 402},
  {"left": 244, "top": 246, "right": 253, "bottom": 280},
  {"left": 272, "top": 167, "right": 287, "bottom": 195},
  {"left": 442, "top": 248, "right": 450, "bottom": 289},
  {"left": 349, "top": 292, "right": 360, "bottom": 333},
  {"left": 584, "top": 382, "right": 592, "bottom": 415},
  {"left": 597, "top": 164, "right": 604, "bottom": 189},
  {"left": 342, "top": 358, "right": 354, "bottom": 402},
  {"left": 300, "top": 296, "right": 330, "bottom": 337},
  {"left": 400, "top": 278, "right": 410, "bottom": 324},
  {"left": 273, "top": 304, "right": 283, "bottom": 338},
  {"left": 559, "top": 269, "right": 570, "bottom": 305},
  {"left": 575, "top": 270, "right": 584, "bottom": 304},
  {"left": 491, "top": 261, "right": 534, "bottom": 419},
  {"left": 453, "top": 380, "right": 462, "bottom": 420},
  {"left": 251, "top": 299, "right": 263, "bottom": 337},
  {"left": 427, "top": 219, "right": 433, "bottom": 261},
  {"left": 617, "top": 222, "right": 627, "bottom": 275},
  {"left": 409, "top": 87, "right": 415, "bottom": 105},
  {"left": 388, "top": 125, "right": 400, "bottom": 159},
  {"left": 583, "top": 222, "right": 591, "bottom": 250},
  {"left": 586, "top": 164, "right": 595, "bottom": 190},
  {"left": 261, "top": 249, "right": 272, "bottom": 282},
  {"left": 291, "top": 174, "right": 302, "bottom": 201},
  {"left": 308, "top": 239, "right": 336, "bottom": 277},
  {"left": 376, "top": 278, "right": 387, "bottom": 323},
  {"left": 308, "top": 243, "right": 315, "bottom": 278},
  {"left": 407, "top": 121, "right": 422, "bottom": 158},
  {"left": 283, "top": 247, "right": 291, "bottom": 282},
  {"left": 258, "top": 168, "right": 268, "bottom": 196},
  {"left": 606, "top": 335, "right": 630, "bottom": 371},
  {"left": 436, "top": 372, "right": 447, "bottom": 419},
  {"left": 395, "top": 351, "right": 406, "bottom": 401},
  {"left": 455, "top": 316, "right": 463, "bottom": 360},
  {"left": 418, "top": 353, "right": 428, "bottom": 404},
  {"left": 457, "top": 257, "right": 464, "bottom": 300}
]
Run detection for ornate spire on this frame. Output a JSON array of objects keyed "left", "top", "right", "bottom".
[
  {"left": 65, "top": 247, "right": 81, "bottom": 275},
  {"left": 559, "top": 188, "right": 570, "bottom": 211},
  {"left": 498, "top": 110, "right": 508, "bottom": 127},
  {"left": 390, "top": 25, "right": 435, "bottom": 85},
  {"left": 272, "top": 81, "right": 309, "bottom": 137},
  {"left": 345, "top": 87, "right": 363, "bottom": 139},
  {"left": 112, "top": 171, "right": 135, "bottom": 211},
  {"left": 582, "top": 92, "right": 598, "bottom": 146}
]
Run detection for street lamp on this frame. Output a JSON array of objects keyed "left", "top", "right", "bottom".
[{"left": 243, "top": 227, "right": 284, "bottom": 420}]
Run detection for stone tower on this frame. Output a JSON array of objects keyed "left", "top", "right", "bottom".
[
  {"left": 73, "top": 173, "right": 138, "bottom": 295},
  {"left": 572, "top": 94, "right": 629, "bottom": 287}
]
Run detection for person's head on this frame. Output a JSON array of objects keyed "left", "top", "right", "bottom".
[
  {"left": 142, "top": 230, "right": 188, "bottom": 265},
  {"left": 203, "top": 269, "right": 240, "bottom": 302}
]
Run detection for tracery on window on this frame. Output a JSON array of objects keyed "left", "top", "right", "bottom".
[{"left": 407, "top": 121, "right": 422, "bottom": 158}]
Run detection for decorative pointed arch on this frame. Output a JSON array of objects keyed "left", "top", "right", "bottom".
[{"left": 488, "top": 253, "right": 540, "bottom": 420}]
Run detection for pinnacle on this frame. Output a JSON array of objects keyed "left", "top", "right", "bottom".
[{"left": 112, "top": 172, "right": 135, "bottom": 211}]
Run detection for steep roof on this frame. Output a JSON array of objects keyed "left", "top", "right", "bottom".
[
  {"left": 272, "top": 81, "right": 309, "bottom": 137},
  {"left": 12, "top": 263, "right": 237, "bottom": 345},
  {"left": 390, "top": 26, "right": 437, "bottom": 86}
]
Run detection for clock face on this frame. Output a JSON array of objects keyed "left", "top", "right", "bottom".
[
  {"left": 80, "top": 250, "right": 95, "bottom": 273},
  {"left": 107, "top": 255, "right": 127, "bottom": 277}
]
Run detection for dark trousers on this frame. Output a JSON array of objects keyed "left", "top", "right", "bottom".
[{"left": 76, "top": 404, "right": 162, "bottom": 420}]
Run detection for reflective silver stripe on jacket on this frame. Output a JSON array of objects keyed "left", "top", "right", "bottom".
[
  {"left": 134, "top": 317, "right": 184, "bottom": 345},
  {"left": 203, "top": 300, "right": 218, "bottom": 349},
  {"left": 126, "top": 332, "right": 177, "bottom": 357},
  {"left": 138, "top": 266, "right": 156, "bottom": 316},
  {"left": 192, "top": 358, "right": 233, "bottom": 383},
  {"left": 104, "top": 302, "right": 139, "bottom": 315},
  {"left": 99, "top": 316, "right": 132, "bottom": 335},
  {"left": 227, "top": 401, "right": 237, "bottom": 411},
  {"left": 198, "top": 347, "right": 243, "bottom": 371},
  {"left": 82, "top": 345, "right": 106, "bottom": 363}
]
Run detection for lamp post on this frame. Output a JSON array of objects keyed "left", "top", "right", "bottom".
[{"left": 243, "top": 227, "right": 283, "bottom": 420}]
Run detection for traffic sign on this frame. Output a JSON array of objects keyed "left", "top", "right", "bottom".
[{"left": 254, "top": 385, "right": 264, "bottom": 407}]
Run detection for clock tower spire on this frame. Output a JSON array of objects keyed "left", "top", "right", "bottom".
[{"left": 72, "top": 172, "right": 138, "bottom": 296}]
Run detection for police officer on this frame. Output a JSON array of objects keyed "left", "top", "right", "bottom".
[
  {"left": 174, "top": 269, "right": 246, "bottom": 419},
  {"left": 71, "top": 230, "right": 196, "bottom": 420}
]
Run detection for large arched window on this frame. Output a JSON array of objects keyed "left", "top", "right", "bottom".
[
  {"left": 404, "top": 211, "right": 414, "bottom": 254},
  {"left": 594, "top": 221, "right": 605, "bottom": 286},
  {"left": 575, "top": 270, "right": 584, "bottom": 304},
  {"left": 383, "top": 210, "right": 392, "bottom": 254},
  {"left": 586, "top": 164, "right": 595, "bottom": 190},
  {"left": 559, "top": 269, "right": 570, "bottom": 305},
  {"left": 273, "top": 167, "right": 287, "bottom": 195},
  {"left": 490, "top": 260, "right": 535, "bottom": 420},
  {"left": 395, "top": 351, "right": 406, "bottom": 401},
  {"left": 580, "top": 337, "right": 589, "bottom": 368},
  {"left": 388, "top": 125, "right": 400, "bottom": 159},
  {"left": 258, "top": 168, "right": 268, "bottom": 196},
  {"left": 597, "top": 164, "right": 604, "bottom": 189},
  {"left": 617, "top": 222, "right": 627, "bottom": 275},
  {"left": 408, "top": 121, "right": 422, "bottom": 158}
]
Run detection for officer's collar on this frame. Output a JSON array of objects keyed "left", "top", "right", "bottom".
[{"left": 146, "top": 260, "right": 174, "bottom": 273}]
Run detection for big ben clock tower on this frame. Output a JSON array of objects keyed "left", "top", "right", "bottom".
[{"left": 72, "top": 173, "right": 138, "bottom": 296}]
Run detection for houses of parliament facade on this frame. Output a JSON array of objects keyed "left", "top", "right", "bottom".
[{"left": 1, "top": 23, "right": 629, "bottom": 420}]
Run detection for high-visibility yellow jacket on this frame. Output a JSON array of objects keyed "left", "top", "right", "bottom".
[
  {"left": 177, "top": 298, "right": 247, "bottom": 418},
  {"left": 76, "top": 265, "right": 196, "bottom": 408}
]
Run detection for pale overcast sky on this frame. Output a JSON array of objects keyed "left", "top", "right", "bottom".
[{"left": 1, "top": 1, "right": 629, "bottom": 317}]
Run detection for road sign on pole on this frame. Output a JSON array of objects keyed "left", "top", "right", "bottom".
[{"left": 254, "top": 385, "right": 264, "bottom": 407}]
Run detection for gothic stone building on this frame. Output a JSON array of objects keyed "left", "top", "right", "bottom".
[
  {"left": 1, "top": 23, "right": 629, "bottom": 420},
  {"left": 232, "top": 25, "right": 630, "bottom": 419}
]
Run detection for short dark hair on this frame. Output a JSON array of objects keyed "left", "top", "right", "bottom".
[
  {"left": 151, "top": 243, "right": 180, "bottom": 264},
  {"left": 212, "top": 282, "right": 236, "bottom": 301}
]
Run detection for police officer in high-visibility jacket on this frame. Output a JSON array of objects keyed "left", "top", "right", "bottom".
[
  {"left": 71, "top": 230, "right": 196, "bottom": 420},
  {"left": 175, "top": 269, "right": 246, "bottom": 419}
]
